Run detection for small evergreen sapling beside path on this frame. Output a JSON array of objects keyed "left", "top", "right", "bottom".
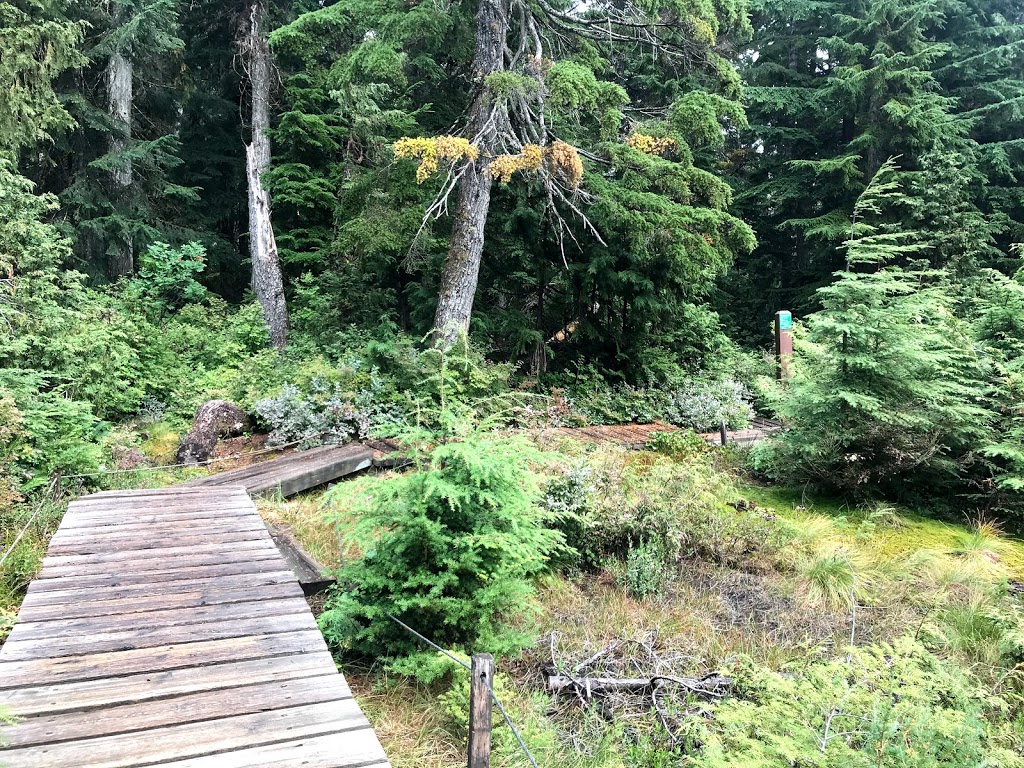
[{"left": 318, "top": 413, "right": 564, "bottom": 680}]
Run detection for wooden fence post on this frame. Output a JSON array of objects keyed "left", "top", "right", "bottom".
[
  {"left": 468, "top": 653, "right": 494, "bottom": 768},
  {"left": 775, "top": 310, "right": 793, "bottom": 380}
]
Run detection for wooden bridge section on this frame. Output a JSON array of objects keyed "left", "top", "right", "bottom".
[
  {"left": 181, "top": 443, "right": 374, "bottom": 498},
  {"left": 0, "top": 487, "right": 389, "bottom": 767}
]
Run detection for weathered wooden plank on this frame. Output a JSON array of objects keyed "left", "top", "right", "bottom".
[
  {"left": 0, "top": 700, "right": 370, "bottom": 768},
  {"left": 37, "top": 548, "right": 283, "bottom": 579},
  {"left": 180, "top": 447, "right": 341, "bottom": 486},
  {"left": 42, "top": 538, "right": 275, "bottom": 565},
  {"left": 20, "top": 570, "right": 295, "bottom": 608},
  {"left": 268, "top": 523, "right": 336, "bottom": 595},
  {"left": 0, "top": 612, "right": 317, "bottom": 660},
  {"left": 26, "top": 558, "right": 293, "bottom": 592},
  {"left": 80, "top": 487, "right": 222, "bottom": 500},
  {"left": 0, "top": 630, "right": 329, "bottom": 688},
  {"left": 18, "top": 581, "right": 303, "bottom": 622},
  {"left": 47, "top": 528, "right": 271, "bottom": 556},
  {"left": 1, "top": 674, "right": 352, "bottom": 747},
  {"left": 9, "top": 596, "right": 313, "bottom": 641},
  {"left": 51, "top": 518, "right": 266, "bottom": 541},
  {"left": 57, "top": 508, "right": 255, "bottom": 529},
  {"left": 42, "top": 538, "right": 276, "bottom": 567},
  {"left": 66, "top": 493, "right": 249, "bottom": 510},
  {"left": 156, "top": 730, "right": 390, "bottom": 768},
  {"left": 64, "top": 492, "right": 250, "bottom": 511},
  {"left": 182, "top": 444, "right": 373, "bottom": 497},
  {"left": 0, "top": 651, "right": 337, "bottom": 717}
]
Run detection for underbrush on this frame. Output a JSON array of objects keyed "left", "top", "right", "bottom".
[
  {"left": 289, "top": 434, "right": 1024, "bottom": 767},
  {"left": 540, "top": 373, "right": 755, "bottom": 432},
  {"left": 0, "top": 493, "right": 66, "bottom": 639}
]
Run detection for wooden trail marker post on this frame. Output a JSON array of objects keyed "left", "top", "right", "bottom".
[
  {"left": 468, "top": 653, "right": 494, "bottom": 768},
  {"left": 775, "top": 310, "right": 793, "bottom": 380}
]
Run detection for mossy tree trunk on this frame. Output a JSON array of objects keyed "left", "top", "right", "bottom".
[
  {"left": 243, "top": 0, "right": 288, "bottom": 350},
  {"left": 106, "top": 48, "right": 133, "bottom": 278},
  {"left": 431, "top": 0, "right": 508, "bottom": 347}
]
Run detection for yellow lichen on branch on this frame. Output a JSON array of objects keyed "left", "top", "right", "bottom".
[
  {"left": 393, "top": 136, "right": 479, "bottom": 183},
  {"left": 396, "top": 136, "right": 584, "bottom": 188},
  {"left": 488, "top": 141, "right": 584, "bottom": 188},
  {"left": 489, "top": 144, "right": 544, "bottom": 183},
  {"left": 626, "top": 132, "right": 678, "bottom": 156},
  {"left": 545, "top": 141, "right": 584, "bottom": 187}
]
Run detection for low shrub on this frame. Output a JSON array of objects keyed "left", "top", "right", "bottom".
[
  {"left": 318, "top": 423, "right": 564, "bottom": 679},
  {"left": 124, "top": 241, "right": 208, "bottom": 312},
  {"left": 560, "top": 377, "right": 754, "bottom": 431},
  {"left": 693, "top": 637, "right": 1018, "bottom": 767},
  {"left": 618, "top": 540, "right": 668, "bottom": 599},
  {"left": 545, "top": 446, "right": 791, "bottom": 574},
  {"left": 0, "top": 370, "right": 104, "bottom": 493},
  {"left": 254, "top": 378, "right": 403, "bottom": 447}
]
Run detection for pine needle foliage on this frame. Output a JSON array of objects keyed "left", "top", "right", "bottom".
[
  {"left": 755, "top": 159, "right": 994, "bottom": 496},
  {"left": 318, "top": 412, "right": 563, "bottom": 680},
  {"left": 695, "top": 637, "right": 1016, "bottom": 767}
]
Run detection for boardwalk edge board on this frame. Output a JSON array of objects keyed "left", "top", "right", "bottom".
[{"left": 0, "top": 485, "right": 390, "bottom": 767}]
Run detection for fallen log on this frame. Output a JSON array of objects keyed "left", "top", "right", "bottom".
[{"left": 546, "top": 673, "right": 732, "bottom": 698}]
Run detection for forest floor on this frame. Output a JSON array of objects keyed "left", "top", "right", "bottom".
[
  {"left": 254, "top": 439, "right": 1024, "bottom": 768},
  {"left": 3, "top": 430, "right": 1022, "bottom": 767}
]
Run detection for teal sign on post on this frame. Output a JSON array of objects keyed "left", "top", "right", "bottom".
[{"left": 775, "top": 310, "right": 793, "bottom": 380}]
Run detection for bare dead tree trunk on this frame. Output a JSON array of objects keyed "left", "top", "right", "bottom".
[
  {"left": 106, "top": 50, "right": 133, "bottom": 278},
  {"left": 243, "top": 0, "right": 288, "bottom": 350},
  {"left": 431, "top": 0, "right": 509, "bottom": 347}
]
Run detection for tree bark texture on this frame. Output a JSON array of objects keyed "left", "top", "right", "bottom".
[
  {"left": 431, "top": 0, "right": 509, "bottom": 347},
  {"left": 244, "top": 0, "right": 288, "bottom": 350},
  {"left": 106, "top": 50, "right": 134, "bottom": 278}
]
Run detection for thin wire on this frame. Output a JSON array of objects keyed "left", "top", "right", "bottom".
[
  {"left": 385, "top": 613, "right": 471, "bottom": 670},
  {"left": 0, "top": 503, "right": 45, "bottom": 568},
  {"left": 386, "top": 613, "right": 540, "bottom": 768},
  {"left": 0, "top": 480, "right": 56, "bottom": 568}
]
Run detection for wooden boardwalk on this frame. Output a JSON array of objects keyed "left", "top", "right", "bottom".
[
  {"left": 534, "top": 417, "right": 782, "bottom": 449},
  {"left": 0, "top": 487, "right": 390, "bottom": 767},
  {"left": 181, "top": 443, "right": 373, "bottom": 497}
]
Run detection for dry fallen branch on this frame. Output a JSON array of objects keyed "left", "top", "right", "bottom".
[{"left": 546, "top": 673, "right": 732, "bottom": 698}]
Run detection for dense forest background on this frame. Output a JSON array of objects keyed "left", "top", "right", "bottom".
[
  {"left": 5, "top": 2, "right": 1024, "bottom": 765},
  {"left": 2, "top": 0, "right": 1024, "bottom": 505}
]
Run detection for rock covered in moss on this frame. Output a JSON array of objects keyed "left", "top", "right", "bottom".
[{"left": 176, "top": 400, "right": 250, "bottom": 465}]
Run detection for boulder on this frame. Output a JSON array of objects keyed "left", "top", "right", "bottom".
[{"left": 176, "top": 400, "right": 251, "bottom": 465}]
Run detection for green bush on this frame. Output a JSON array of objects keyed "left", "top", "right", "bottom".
[
  {"left": 318, "top": 423, "right": 564, "bottom": 679},
  {"left": 647, "top": 430, "right": 714, "bottom": 462},
  {"left": 0, "top": 370, "right": 104, "bottom": 492},
  {"left": 126, "top": 241, "right": 208, "bottom": 312},
  {"left": 556, "top": 448, "right": 790, "bottom": 572},
  {"left": 619, "top": 540, "right": 668, "bottom": 599},
  {"left": 692, "top": 637, "right": 1018, "bottom": 767},
  {"left": 0, "top": 394, "right": 25, "bottom": 512},
  {"left": 752, "top": 161, "right": 993, "bottom": 498}
]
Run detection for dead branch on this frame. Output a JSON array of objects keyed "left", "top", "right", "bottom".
[
  {"left": 572, "top": 641, "right": 621, "bottom": 674},
  {"left": 546, "top": 673, "right": 732, "bottom": 697}
]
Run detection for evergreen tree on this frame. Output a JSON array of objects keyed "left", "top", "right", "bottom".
[
  {"left": 0, "top": 0, "right": 83, "bottom": 152},
  {"left": 25, "top": 0, "right": 195, "bottom": 280},
  {"left": 756, "top": 159, "right": 993, "bottom": 496},
  {"left": 973, "top": 256, "right": 1024, "bottom": 510},
  {"left": 385, "top": 0, "right": 755, "bottom": 348},
  {"left": 724, "top": 0, "right": 1023, "bottom": 343}
]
